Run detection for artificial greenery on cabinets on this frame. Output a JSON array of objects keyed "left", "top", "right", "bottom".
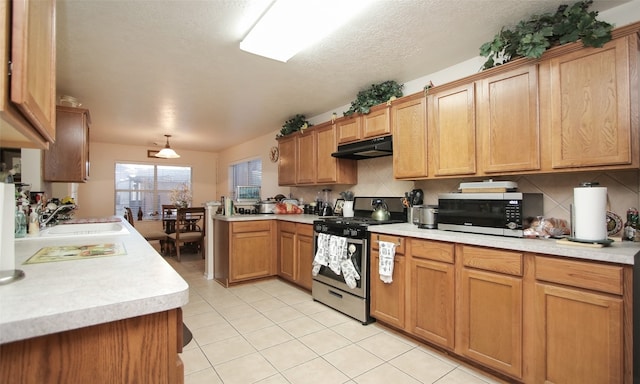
[
  {"left": 479, "top": 0, "right": 613, "bottom": 70},
  {"left": 344, "top": 80, "right": 404, "bottom": 116},
  {"left": 277, "top": 114, "right": 311, "bottom": 138}
]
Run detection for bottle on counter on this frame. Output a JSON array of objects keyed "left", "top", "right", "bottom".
[
  {"left": 29, "top": 211, "right": 39, "bottom": 235},
  {"left": 15, "top": 206, "right": 27, "bottom": 238},
  {"left": 137, "top": 207, "right": 143, "bottom": 221},
  {"left": 622, "top": 208, "right": 638, "bottom": 241}
]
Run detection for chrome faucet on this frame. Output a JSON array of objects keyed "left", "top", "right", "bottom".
[{"left": 38, "top": 204, "right": 76, "bottom": 227}]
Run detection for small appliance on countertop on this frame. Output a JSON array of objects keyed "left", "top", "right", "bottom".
[{"left": 437, "top": 192, "right": 543, "bottom": 237}]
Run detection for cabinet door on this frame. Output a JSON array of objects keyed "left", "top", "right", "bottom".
[
  {"left": 409, "top": 258, "right": 454, "bottom": 349},
  {"left": 547, "top": 36, "right": 634, "bottom": 169},
  {"left": 231, "top": 229, "right": 273, "bottom": 282},
  {"left": 277, "top": 135, "right": 296, "bottom": 186},
  {"left": 44, "top": 107, "right": 90, "bottom": 182},
  {"left": 362, "top": 105, "right": 390, "bottom": 139},
  {"left": 336, "top": 115, "right": 361, "bottom": 144},
  {"left": 477, "top": 65, "right": 540, "bottom": 173},
  {"left": 9, "top": 0, "right": 56, "bottom": 143},
  {"left": 370, "top": 249, "right": 405, "bottom": 328},
  {"left": 296, "top": 225, "right": 314, "bottom": 291},
  {"left": 278, "top": 225, "right": 296, "bottom": 282},
  {"left": 428, "top": 84, "right": 476, "bottom": 176},
  {"left": 315, "top": 122, "right": 357, "bottom": 185},
  {"left": 392, "top": 95, "right": 427, "bottom": 179},
  {"left": 458, "top": 268, "right": 522, "bottom": 378},
  {"left": 534, "top": 283, "right": 623, "bottom": 384},
  {"left": 408, "top": 239, "right": 455, "bottom": 350},
  {"left": 296, "top": 130, "right": 316, "bottom": 184}
]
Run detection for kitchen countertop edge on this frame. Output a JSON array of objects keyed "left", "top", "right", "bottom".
[{"left": 1, "top": 220, "right": 189, "bottom": 344}]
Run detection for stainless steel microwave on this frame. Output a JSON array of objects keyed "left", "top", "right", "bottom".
[{"left": 437, "top": 192, "right": 543, "bottom": 237}]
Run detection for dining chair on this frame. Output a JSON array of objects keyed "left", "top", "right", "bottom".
[
  {"left": 125, "top": 207, "right": 168, "bottom": 254},
  {"left": 124, "top": 207, "right": 135, "bottom": 225},
  {"left": 161, "top": 205, "right": 177, "bottom": 233},
  {"left": 166, "top": 207, "right": 205, "bottom": 261}
]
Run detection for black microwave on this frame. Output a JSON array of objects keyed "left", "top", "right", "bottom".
[{"left": 437, "top": 192, "right": 543, "bottom": 237}]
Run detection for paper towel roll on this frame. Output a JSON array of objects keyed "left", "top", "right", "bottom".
[{"left": 573, "top": 186, "right": 607, "bottom": 241}]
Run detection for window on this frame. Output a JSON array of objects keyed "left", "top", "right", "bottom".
[
  {"left": 115, "top": 163, "right": 191, "bottom": 219},
  {"left": 229, "top": 159, "right": 262, "bottom": 200}
]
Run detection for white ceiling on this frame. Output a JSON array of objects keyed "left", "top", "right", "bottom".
[{"left": 55, "top": 0, "right": 630, "bottom": 153}]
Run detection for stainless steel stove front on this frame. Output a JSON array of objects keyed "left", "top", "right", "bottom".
[{"left": 311, "top": 222, "right": 373, "bottom": 324}]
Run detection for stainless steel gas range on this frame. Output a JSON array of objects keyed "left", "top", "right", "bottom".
[{"left": 312, "top": 196, "right": 406, "bottom": 324}]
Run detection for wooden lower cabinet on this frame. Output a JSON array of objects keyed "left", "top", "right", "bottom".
[
  {"left": 370, "top": 234, "right": 406, "bottom": 328},
  {"left": 0, "top": 309, "right": 184, "bottom": 384},
  {"left": 215, "top": 220, "right": 276, "bottom": 286},
  {"left": 369, "top": 237, "right": 633, "bottom": 383},
  {"left": 277, "top": 222, "right": 313, "bottom": 290},
  {"left": 456, "top": 245, "right": 523, "bottom": 379},
  {"left": 407, "top": 239, "right": 455, "bottom": 350},
  {"left": 533, "top": 256, "right": 627, "bottom": 384}
]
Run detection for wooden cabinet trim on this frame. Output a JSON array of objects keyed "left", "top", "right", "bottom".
[
  {"left": 232, "top": 220, "right": 272, "bottom": 233},
  {"left": 535, "top": 255, "right": 624, "bottom": 295},
  {"left": 372, "top": 233, "right": 405, "bottom": 254},
  {"left": 410, "top": 238, "right": 454, "bottom": 263},
  {"left": 461, "top": 245, "right": 523, "bottom": 276}
]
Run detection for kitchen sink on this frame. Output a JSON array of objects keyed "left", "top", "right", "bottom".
[{"left": 36, "top": 222, "right": 130, "bottom": 238}]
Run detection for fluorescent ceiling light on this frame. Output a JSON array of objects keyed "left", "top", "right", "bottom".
[
  {"left": 240, "top": 0, "right": 373, "bottom": 62},
  {"left": 155, "top": 135, "right": 181, "bottom": 159}
]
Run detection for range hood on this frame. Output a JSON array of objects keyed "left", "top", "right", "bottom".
[{"left": 331, "top": 135, "right": 392, "bottom": 160}]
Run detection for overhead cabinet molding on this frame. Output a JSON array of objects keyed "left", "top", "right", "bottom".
[{"left": 0, "top": 0, "right": 56, "bottom": 149}]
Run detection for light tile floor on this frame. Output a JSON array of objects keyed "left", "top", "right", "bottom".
[{"left": 165, "top": 253, "right": 507, "bottom": 384}]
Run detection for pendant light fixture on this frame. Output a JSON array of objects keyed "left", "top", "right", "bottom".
[{"left": 155, "top": 135, "right": 180, "bottom": 159}]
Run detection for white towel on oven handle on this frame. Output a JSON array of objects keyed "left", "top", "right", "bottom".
[
  {"left": 312, "top": 233, "right": 330, "bottom": 276},
  {"left": 378, "top": 240, "right": 396, "bottom": 283},
  {"left": 328, "top": 235, "right": 347, "bottom": 275}
]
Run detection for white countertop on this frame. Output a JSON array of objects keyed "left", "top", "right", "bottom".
[
  {"left": 213, "top": 214, "right": 640, "bottom": 265},
  {"left": 370, "top": 223, "right": 640, "bottom": 265},
  {"left": 1, "top": 220, "right": 189, "bottom": 344}
]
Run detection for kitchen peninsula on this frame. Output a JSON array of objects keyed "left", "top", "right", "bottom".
[{"left": 0, "top": 220, "right": 188, "bottom": 384}]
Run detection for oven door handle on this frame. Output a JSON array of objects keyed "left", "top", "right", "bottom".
[
  {"left": 328, "top": 289, "right": 343, "bottom": 299},
  {"left": 314, "top": 232, "right": 366, "bottom": 246}
]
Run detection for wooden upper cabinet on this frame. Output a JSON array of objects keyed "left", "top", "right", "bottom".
[
  {"left": 0, "top": 0, "right": 56, "bottom": 149},
  {"left": 362, "top": 104, "right": 391, "bottom": 139},
  {"left": 477, "top": 65, "right": 540, "bottom": 173},
  {"left": 277, "top": 135, "right": 296, "bottom": 186},
  {"left": 543, "top": 35, "right": 638, "bottom": 170},
  {"left": 336, "top": 115, "right": 361, "bottom": 144},
  {"left": 295, "top": 129, "right": 316, "bottom": 184},
  {"left": 315, "top": 122, "right": 356, "bottom": 185},
  {"left": 392, "top": 94, "right": 427, "bottom": 179},
  {"left": 428, "top": 83, "right": 477, "bottom": 176},
  {"left": 44, "top": 106, "right": 90, "bottom": 182}
]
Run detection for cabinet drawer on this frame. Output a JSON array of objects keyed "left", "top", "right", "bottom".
[
  {"left": 410, "top": 239, "right": 454, "bottom": 263},
  {"left": 279, "top": 221, "right": 296, "bottom": 233},
  {"left": 461, "top": 245, "right": 523, "bottom": 276},
  {"left": 297, "top": 223, "right": 314, "bottom": 237},
  {"left": 535, "top": 256, "right": 623, "bottom": 295},
  {"left": 372, "top": 234, "right": 405, "bottom": 255},
  {"left": 232, "top": 220, "right": 272, "bottom": 233}
]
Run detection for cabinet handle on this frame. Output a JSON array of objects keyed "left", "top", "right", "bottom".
[{"left": 328, "top": 290, "right": 343, "bottom": 299}]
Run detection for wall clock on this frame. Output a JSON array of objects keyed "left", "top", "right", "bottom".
[{"left": 269, "top": 146, "right": 279, "bottom": 162}]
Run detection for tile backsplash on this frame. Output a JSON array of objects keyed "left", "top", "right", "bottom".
[{"left": 292, "top": 157, "right": 640, "bottom": 228}]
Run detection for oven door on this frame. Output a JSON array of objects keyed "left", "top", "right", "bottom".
[{"left": 312, "top": 233, "right": 367, "bottom": 298}]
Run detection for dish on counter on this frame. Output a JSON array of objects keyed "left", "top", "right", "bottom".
[
  {"left": 606, "top": 211, "right": 623, "bottom": 236},
  {"left": 566, "top": 237, "right": 614, "bottom": 246}
]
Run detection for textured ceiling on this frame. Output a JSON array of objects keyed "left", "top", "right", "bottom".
[{"left": 55, "top": 0, "right": 630, "bottom": 153}]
